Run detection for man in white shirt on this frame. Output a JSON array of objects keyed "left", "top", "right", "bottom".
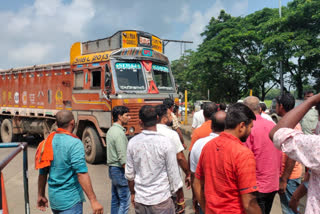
[
  {"left": 260, "top": 103, "right": 275, "bottom": 123},
  {"left": 156, "top": 104, "right": 191, "bottom": 189},
  {"left": 163, "top": 98, "right": 186, "bottom": 149},
  {"left": 125, "top": 105, "right": 185, "bottom": 214},
  {"left": 192, "top": 106, "right": 205, "bottom": 131}
]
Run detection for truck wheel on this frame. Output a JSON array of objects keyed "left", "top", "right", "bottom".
[
  {"left": 43, "top": 122, "right": 57, "bottom": 139},
  {"left": 50, "top": 123, "right": 58, "bottom": 132},
  {"left": 1, "top": 119, "right": 15, "bottom": 143},
  {"left": 82, "top": 127, "right": 104, "bottom": 164}
]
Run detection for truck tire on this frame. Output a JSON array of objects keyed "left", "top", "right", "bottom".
[
  {"left": 43, "top": 122, "right": 57, "bottom": 139},
  {"left": 50, "top": 123, "right": 58, "bottom": 132},
  {"left": 1, "top": 119, "right": 15, "bottom": 143},
  {"left": 82, "top": 127, "right": 104, "bottom": 164}
]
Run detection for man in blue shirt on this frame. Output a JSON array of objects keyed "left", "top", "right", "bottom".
[{"left": 37, "top": 110, "right": 103, "bottom": 214}]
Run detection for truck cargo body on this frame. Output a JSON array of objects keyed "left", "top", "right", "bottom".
[{"left": 0, "top": 30, "right": 179, "bottom": 163}]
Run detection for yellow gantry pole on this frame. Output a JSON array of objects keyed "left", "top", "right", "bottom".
[{"left": 184, "top": 90, "right": 188, "bottom": 124}]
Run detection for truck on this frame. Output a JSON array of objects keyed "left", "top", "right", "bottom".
[{"left": 0, "top": 30, "right": 179, "bottom": 163}]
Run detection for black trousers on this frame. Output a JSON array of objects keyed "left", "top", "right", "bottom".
[{"left": 256, "top": 191, "right": 277, "bottom": 214}]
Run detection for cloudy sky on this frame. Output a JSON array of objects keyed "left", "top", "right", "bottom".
[{"left": 0, "top": 0, "right": 293, "bottom": 69}]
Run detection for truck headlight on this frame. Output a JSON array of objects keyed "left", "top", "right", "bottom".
[{"left": 129, "top": 127, "right": 135, "bottom": 133}]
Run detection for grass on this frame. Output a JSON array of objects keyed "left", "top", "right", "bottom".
[{"left": 264, "top": 100, "right": 273, "bottom": 109}]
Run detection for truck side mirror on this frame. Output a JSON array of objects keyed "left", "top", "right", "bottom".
[{"left": 105, "top": 72, "right": 111, "bottom": 89}]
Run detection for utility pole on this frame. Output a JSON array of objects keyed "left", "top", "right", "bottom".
[
  {"left": 162, "top": 39, "right": 193, "bottom": 55},
  {"left": 279, "top": 0, "right": 284, "bottom": 94},
  {"left": 184, "top": 90, "right": 188, "bottom": 124}
]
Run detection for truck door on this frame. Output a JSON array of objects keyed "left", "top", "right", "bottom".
[
  {"left": 89, "top": 68, "right": 102, "bottom": 90},
  {"left": 72, "top": 66, "right": 106, "bottom": 164}
]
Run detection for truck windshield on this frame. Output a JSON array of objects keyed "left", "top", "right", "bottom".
[
  {"left": 115, "top": 62, "right": 146, "bottom": 91},
  {"left": 152, "top": 64, "right": 174, "bottom": 92}
]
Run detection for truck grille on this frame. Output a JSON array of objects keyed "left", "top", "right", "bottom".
[
  {"left": 124, "top": 102, "right": 159, "bottom": 134},
  {"left": 126, "top": 103, "right": 145, "bottom": 124}
]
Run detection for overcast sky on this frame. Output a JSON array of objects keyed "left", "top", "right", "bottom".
[{"left": 0, "top": 0, "right": 293, "bottom": 69}]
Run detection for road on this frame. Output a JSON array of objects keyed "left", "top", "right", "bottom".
[
  {"left": 1, "top": 137, "right": 190, "bottom": 214},
  {"left": 0, "top": 135, "right": 305, "bottom": 213}
]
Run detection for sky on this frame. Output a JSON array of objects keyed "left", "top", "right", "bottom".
[{"left": 0, "top": 0, "right": 293, "bottom": 69}]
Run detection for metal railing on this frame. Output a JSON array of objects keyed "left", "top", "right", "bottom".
[{"left": 0, "top": 142, "right": 30, "bottom": 214}]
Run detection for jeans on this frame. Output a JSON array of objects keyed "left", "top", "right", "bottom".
[
  {"left": 52, "top": 202, "right": 83, "bottom": 214},
  {"left": 256, "top": 191, "right": 277, "bottom": 214},
  {"left": 199, "top": 206, "right": 205, "bottom": 214},
  {"left": 279, "top": 178, "right": 301, "bottom": 214},
  {"left": 109, "top": 166, "right": 130, "bottom": 214}
]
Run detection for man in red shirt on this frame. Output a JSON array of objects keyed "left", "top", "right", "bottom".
[
  {"left": 189, "top": 102, "right": 217, "bottom": 213},
  {"left": 193, "top": 103, "right": 262, "bottom": 214}
]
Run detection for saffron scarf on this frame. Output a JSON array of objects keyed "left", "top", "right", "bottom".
[{"left": 35, "top": 128, "right": 79, "bottom": 169}]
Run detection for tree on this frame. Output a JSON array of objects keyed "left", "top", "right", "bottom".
[
  {"left": 263, "top": 0, "right": 320, "bottom": 98},
  {"left": 171, "top": 50, "right": 205, "bottom": 102},
  {"left": 194, "top": 10, "right": 243, "bottom": 102},
  {"left": 195, "top": 9, "right": 278, "bottom": 101},
  {"left": 171, "top": 0, "right": 320, "bottom": 102},
  {"left": 264, "top": 88, "right": 281, "bottom": 100}
]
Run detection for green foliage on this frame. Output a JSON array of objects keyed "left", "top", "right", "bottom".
[
  {"left": 171, "top": 0, "right": 320, "bottom": 102},
  {"left": 264, "top": 88, "right": 281, "bottom": 100},
  {"left": 264, "top": 100, "right": 273, "bottom": 109}
]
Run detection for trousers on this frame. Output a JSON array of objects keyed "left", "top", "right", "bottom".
[
  {"left": 135, "top": 198, "right": 175, "bottom": 214},
  {"left": 109, "top": 166, "right": 130, "bottom": 214}
]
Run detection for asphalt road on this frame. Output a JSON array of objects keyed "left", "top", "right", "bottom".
[
  {"left": 0, "top": 137, "right": 193, "bottom": 214},
  {"left": 0, "top": 135, "right": 305, "bottom": 214}
]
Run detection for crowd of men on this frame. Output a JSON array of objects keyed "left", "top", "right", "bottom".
[{"left": 35, "top": 91, "right": 320, "bottom": 214}]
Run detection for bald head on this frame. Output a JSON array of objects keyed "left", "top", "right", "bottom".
[
  {"left": 211, "top": 110, "right": 226, "bottom": 133},
  {"left": 56, "top": 110, "right": 74, "bottom": 129},
  {"left": 243, "top": 96, "right": 260, "bottom": 113}
]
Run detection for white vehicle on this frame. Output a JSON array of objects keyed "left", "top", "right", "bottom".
[{"left": 194, "top": 100, "right": 211, "bottom": 112}]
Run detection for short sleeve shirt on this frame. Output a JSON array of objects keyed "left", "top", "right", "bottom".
[
  {"left": 171, "top": 112, "right": 180, "bottom": 130},
  {"left": 190, "top": 133, "right": 218, "bottom": 173},
  {"left": 157, "top": 124, "right": 184, "bottom": 153},
  {"left": 125, "top": 130, "right": 183, "bottom": 205},
  {"left": 40, "top": 134, "right": 88, "bottom": 210},
  {"left": 106, "top": 123, "right": 128, "bottom": 167},
  {"left": 195, "top": 132, "right": 258, "bottom": 213}
]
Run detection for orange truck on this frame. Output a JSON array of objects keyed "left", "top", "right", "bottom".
[{"left": 0, "top": 30, "right": 179, "bottom": 163}]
